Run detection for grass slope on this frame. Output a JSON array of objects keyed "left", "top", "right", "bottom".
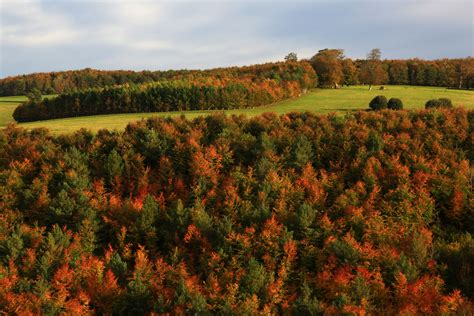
[
  {"left": 1, "top": 86, "right": 473, "bottom": 134},
  {"left": 0, "top": 95, "right": 55, "bottom": 127},
  {"left": 0, "top": 103, "right": 18, "bottom": 127}
]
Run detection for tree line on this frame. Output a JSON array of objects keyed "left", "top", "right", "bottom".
[
  {"left": 1, "top": 109, "right": 473, "bottom": 314},
  {"left": 0, "top": 61, "right": 315, "bottom": 97},
  {"left": 1, "top": 51, "right": 473, "bottom": 96},
  {"left": 307, "top": 48, "right": 474, "bottom": 89},
  {"left": 0, "top": 68, "right": 195, "bottom": 96},
  {"left": 12, "top": 61, "right": 316, "bottom": 122}
]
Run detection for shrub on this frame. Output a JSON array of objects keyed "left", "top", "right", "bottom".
[
  {"left": 425, "top": 99, "right": 441, "bottom": 109},
  {"left": 369, "top": 95, "right": 388, "bottom": 111},
  {"left": 388, "top": 98, "right": 403, "bottom": 110},
  {"left": 438, "top": 98, "right": 453, "bottom": 108},
  {"left": 26, "top": 88, "right": 42, "bottom": 103},
  {"left": 425, "top": 98, "right": 453, "bottom": 109}
]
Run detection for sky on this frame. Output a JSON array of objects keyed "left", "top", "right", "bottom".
[{"left": 0, "top": 0, "right": 473, "bottom": 78}]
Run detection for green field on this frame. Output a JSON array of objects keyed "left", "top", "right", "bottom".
[{"left": 1, "top": 86, "right": 473, "bottom": 134}]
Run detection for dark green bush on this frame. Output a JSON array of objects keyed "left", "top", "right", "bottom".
[
  {"left": 438, "top": 98, "right": 453, "bottom": 108},
  {"left": 387, "top": 98, "right": 403, "bottom": 110},
  {"left": 425, "top": 98, "right": 453, "bottom": 109},
  {"left": 369, "top": 95, "right": 388, "bottom": 111},
  {"left": 425, "top": 99, "right": 441, "bottom": 109}
]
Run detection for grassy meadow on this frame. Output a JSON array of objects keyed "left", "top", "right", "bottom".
[{"left": 0, "top": 85, "right": 473, "bottom": 134}]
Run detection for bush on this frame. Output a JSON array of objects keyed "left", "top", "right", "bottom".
[
  {"left": 369, "top": 95, "right": 388, "bottom": 111},
  {"left": 26, "top": 88, "right": 42, "bottom": 103},
  {"left": 425, "top": 98, "right": 453, "bottom": 109},
  {"left": 388, "top": 98, "right": 403, "bottom": 110},
  {"left": 438, "top": 98, "right": 453, "bottom": 108},
  {"left": 425, "top": 99, "right": 441, "bottom": 109}
]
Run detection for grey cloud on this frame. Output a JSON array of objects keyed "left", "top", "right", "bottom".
[{"left": 1, "top": 0, "right": 472, "bottom": 77}]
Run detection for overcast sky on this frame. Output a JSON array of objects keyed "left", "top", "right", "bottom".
[{"left": 0, "top": 0, "right": 473, "bottom": 78}]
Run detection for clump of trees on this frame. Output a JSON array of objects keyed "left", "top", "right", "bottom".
[
  {"left": 369, "top": 95, "right": 388, "bottom": 110},
  {"left": 437, "top": 234, "right": 474, "bottom": 298},
  {"left": 369, "top": 96, "right": 454, "bottom": 111},
  {"left": 425, "top": 98, "right": 454, "bottom": 109},
  {"left": 388, "top": 97, "right": 403, "bottom": 110},
  {"left": 0, "top": 109, "right": 473, "bottom": 314},
  {"left": 0, "top": 68, "right": 195, "bottom": 96},
  {"left": 13, "top": 61, "right": 317, "bottom": 122},
  {"left": 359, "top": 48, "right": 389, "bottom": 90},
  {"left": 284, "top": 52, "right": 298, "bottom": 62},
  {"left": 306, "top": 49, "right": 473, "bottom": 89},
  {"left": 309, "top": 49, "right": 345, "bottom": 87},
  {"left": 26, "top": 88, "right": 42, "bottom": 103},
  {"left": 363, "top": 56, "right": 474, "bottom": 88}
]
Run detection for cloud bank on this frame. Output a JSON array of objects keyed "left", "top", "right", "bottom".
[{"left": 1, "top": 0, "right": 472, "bottom": 77}]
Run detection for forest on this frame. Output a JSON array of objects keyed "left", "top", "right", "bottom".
[
  {"left": 1, "top": 52, "right": 473, "bottom": 97},
  {"left": 0, "top": 68, "right": 193, "bottom": 97},
  {"left": 1, "top": 108, "right": 473, "bottom": 314},
  {"left": 309, "top": 50, "right": 474, "bottom": 89},
  {"left": 12, "top": 61, "right": 316, "bottom": 122}
]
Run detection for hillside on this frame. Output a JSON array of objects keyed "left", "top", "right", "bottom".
[
  {"left": 11, "top": 61, "right": 316, "bottom": 122},
  {"left": 1, "top": 56, "right": 473, "bottom": 96},
  {"left": 1, "top": 85, "right": 473, "bottom": 133},
  {"left": 1, "top": 109, "right": 473, "bottom": 314},
  {"left": 3, "top": 0, "right": 473, "bottom": 313}
]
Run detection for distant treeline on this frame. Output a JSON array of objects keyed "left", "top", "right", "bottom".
[
  {"left": 1, "top": 54, "right": 473, "bottom": 96},
  {"left": 0, "top": 68, "right": 194, "bottom": 96},
  {"left": 306, "top": 49, "right": 474, "bottom": 89},
  {"left": 13, "top": 62, "right": 316, "bottom": 122},
  {"left": 381, "top": 58, "right": 474, "bottom": 88}
]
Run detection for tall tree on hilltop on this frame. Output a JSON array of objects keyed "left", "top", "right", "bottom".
[
  {"left": 367, "top": 48, "right": 382, "bottom": 61},
  {"left": 284, "top": 52, "right": 298, "bottom": 62},
  {"left": 310, "top": 49, "right": 344, "bottom": 87},
  {"left": 454, "top": 58, "right": 474, "bottom": 89},
  {"left": 359, "top": 48, "right": 388, "bottom": 89},
  {"left": 341, "top": 58, "right": 359, "bottom": 86}
]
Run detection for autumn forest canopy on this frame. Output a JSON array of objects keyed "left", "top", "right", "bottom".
[
  {"left": 1, "top": 108, "right": 474, "bottom": 314},
  {"left": 11, "top": 61, "right": 316, "bottom": 122},
  {"left": 0, "top": 49, "right": 474, "bottom": 96},
  {"left": 0, "top": 47, "right": 474, "bottom": 315},
  {"left": 1, "top": 49, "right": 473, "bottom": 97}
]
